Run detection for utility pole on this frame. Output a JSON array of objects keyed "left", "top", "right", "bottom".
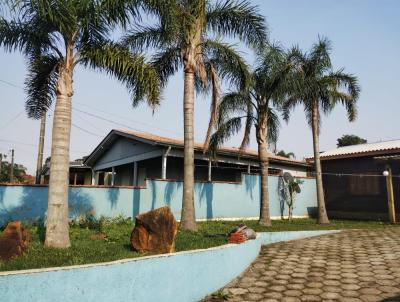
[
  {"left": 9, "top": 149, "right": 14, "bottom": 183},
  {"left": 35, "top": 114, "right": 46, "bottom": 184}
]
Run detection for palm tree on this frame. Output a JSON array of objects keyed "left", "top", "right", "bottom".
[
  {"left": 208, "top": 45, "right": 299, "bottom": 226},
  {"left": 123, "top": 0, "right": 266, "bottom": 230},
  {"left": 0, "top": 0, "right": 161, "bottom": 248},
  {"left": 283, "top": 37, "right": 360, "bottom": 224}
]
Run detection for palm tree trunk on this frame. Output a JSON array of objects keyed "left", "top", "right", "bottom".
[
  {"left": 311, "top": 101, "right": 330, "bottom": 224},
  {"left": 45, "top": 64, "right": 73, "bottom": 248},
  {"left": 257, "top": 117, "right": 271, "bottom": 226},
  {"left": 35, "top": 114, "right": 46, "bottom": 184},
  {"left": 180, "top": 70, "right": 197, "bottom": 231}
]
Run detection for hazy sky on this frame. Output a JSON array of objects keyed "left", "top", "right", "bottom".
[{"left": 0, "top": 0, "right": 399, "bottom": 174}]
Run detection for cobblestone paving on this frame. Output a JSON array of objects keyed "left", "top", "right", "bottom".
[{"left": 202, "top": 229, "right": 400, "bottom": 302}]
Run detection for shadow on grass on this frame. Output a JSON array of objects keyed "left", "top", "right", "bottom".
[{"left": 36, "top": 220, "right": 46, "bottom": 243}]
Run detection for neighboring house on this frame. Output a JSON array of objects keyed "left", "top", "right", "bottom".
[
  {"left": 310, "top": 140, "right": 400, "bottom": 220},
  {"left": 42, "top": 158, "right": 91, "bottom": 185},
  {"left": 81, "top": 129, "right": 313, "bottom": 186}
]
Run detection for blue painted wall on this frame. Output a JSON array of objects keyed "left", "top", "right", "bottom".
[
  {"left": 0, "top": 175, "right": 317, "bottom": 225},
  {"left": 0, "top": 230, "right": 336, "bottom": 302}
]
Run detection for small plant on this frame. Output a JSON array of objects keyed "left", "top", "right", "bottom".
[
  {"left": 278, "top": 173, "right": 304, "bottom": 221},
  {"left": 212, "top": 290, "right": 233, "bottom": 301}
]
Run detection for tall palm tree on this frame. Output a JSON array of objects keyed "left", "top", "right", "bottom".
[
  {"left": 0, "top": 0, "right": 161, "bottom": 248},
  {"left": 208, "top": 45, "right": 299, "bottom": 226},
  {"left": 283, "top": 37, "right": 360, "bottom": 224},
  {"left": 123, "top": 0, "right": 266, "bottom": 231}
]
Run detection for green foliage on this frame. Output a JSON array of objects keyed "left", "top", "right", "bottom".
[
  {"left": 122, "top": 0, "right": 267, "bottom": 142},
  {"left": 212, "top": 290, "right": 233, "bottom": 301},
  {"left": 337, "top": 134, "right": 367, "bottom": 147},
  {"left": 276, "top": 150, "right": 295, "bottom": 158},
  {"left": 0, "top": 218, "right": 397, "bottom": 272},
  {"left": 0, "top": 159, "right": 30, "bottom": 183},
  {"left": 0, "top": 0, "right": 161, "bottom": 119},
  {"left": 208, "top": 45, "right": 300, "bottom": 152},
  {"left": 282, "top": 37, "right": 361, "bottom": 131}
]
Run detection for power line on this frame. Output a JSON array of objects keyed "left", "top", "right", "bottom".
[
  {"left": 0, "top": 138, "right": 88, "bottom": 154},
  {"left": 0, "top": 110, "right": 24, "bottom": 130},
  {"left": 0, "top": 78, "right": 23, "bottom": 89},
  {"left": 72, "top": 107, "right": 143, "bottom": 132},
  {"left": 74, "top": 102, "right": 183, "bottom": 136},
  {"left": 72, "top": 123, "right": 104, "bottom": 138}
]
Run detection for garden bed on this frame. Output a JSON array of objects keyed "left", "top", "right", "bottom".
[{"left": 0, "top": 218, "right": 397, "bottom": 272}]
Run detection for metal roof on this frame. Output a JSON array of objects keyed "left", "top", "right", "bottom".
[
  {"left": 318, "top": 139, "right": 400, "bottom": 160},
  {"left": 84, "top": 129, "right": 312, "bottom": 168}
]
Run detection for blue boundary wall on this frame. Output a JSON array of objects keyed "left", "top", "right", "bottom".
[
  {"left": 0, "top": 230, "right": 338, "bottom": 302},
  {"left": 0, "top": 175, "right": 317, "bottom": 225}
]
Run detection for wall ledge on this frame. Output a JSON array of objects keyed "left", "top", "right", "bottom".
[{"left": 0, "top": 230, "right": 339, "bottom": 302}]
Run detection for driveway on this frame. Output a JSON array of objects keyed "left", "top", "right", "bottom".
[{"left": 202, "top": 228, "right": 400, "bottom": 302}]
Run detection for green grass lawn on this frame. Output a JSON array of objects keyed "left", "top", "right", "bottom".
[{"left": 0, "top": 218, "right": 398, "bottom": 272}]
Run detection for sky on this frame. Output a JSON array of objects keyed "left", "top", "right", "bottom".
[{"left": 0, "top": 0, "right": 399, "bottom": 174}]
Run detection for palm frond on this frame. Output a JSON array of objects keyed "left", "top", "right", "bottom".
[
  {"left": 0, "top": 16, "right": 60, "bottom": 57},
  {"left": 267, "top": 107, "right": 280, "bottom": 145},
  {"left": 218, "top": 91, "right": 251, "bottom": 124},
  {"left": 81, "top": 41, "right": 161, "bottom": 107},
  {"left": 151, "top": 46, "right": 182, "bottom": 86},
  {"left": 208, "top": 116, "right": 244, "bottom": 154},
  {"left": 25, "top": 54, "right": 60, "bottom": 119},
  {"left": 203, "top": 39, "right": 251, "bottom": 90},
  {"left": 239, "top": 100, "right": 253, "bottom": 150},
  {"left": 203, "top": 64, "right": 221, "bottom": 151},
  {"left": 206, "top": 0, "right": 267, "bottom": 48},
  {"left": 122, "top": 24, "right": 168, "bottom": 52}
]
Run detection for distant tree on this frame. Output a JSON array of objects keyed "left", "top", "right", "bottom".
[
  {"left": 337, "top": 134, "right": 367, "bottom": 147},
  {"left": 276, "top": 150, "right": 295, "bottom": 158},
  {"left": 0, "top": 161, "right": 31, "bottom": 184}
]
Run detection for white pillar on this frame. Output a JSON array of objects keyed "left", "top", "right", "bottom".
[
  {"left": 91, "top": 170, "right": 96, "bottom": 185},
  {"left": 208, "top": 160, "right": 212, "bottom": 182},
  {"left": 162, "top": 146, "right": 171, "bottom": 180},
  {"left": 133, "top": 162, "right": 138, "bottom": 186},
  {"left": 247, "top": 165, "right": 251, "bottom": 174},
  {"left": 162, "top": 155, "right": 167, "bottom": 179},
  {"left": 111, "top": 167, "right": 115, "bottom": 186}
]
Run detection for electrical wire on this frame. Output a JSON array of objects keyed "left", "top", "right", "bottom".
[
  {"left": 74, "top": 101, "right": 183, "bottom": 136},
  {"left": 0, "top": 138, "right": 88, "bottom": 154},
  {"left": 0, "top": 110, "right": 24, "bottom": 130},
  {"left": 72, "top": 123, "right": 104, "bottom": 138},
  {"left": 0, "top": 78, "right": 23, "bottom": 89}
]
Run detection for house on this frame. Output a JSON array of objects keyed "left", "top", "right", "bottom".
[
  {"left": 81, "top": 129, "right": 313, "bottom": 186},
  {"left": 41, "top": 158, "right": 92, "bottom": 185},
  {"left": 312, "top": 140, "right": 400, "bottom": 220}
]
